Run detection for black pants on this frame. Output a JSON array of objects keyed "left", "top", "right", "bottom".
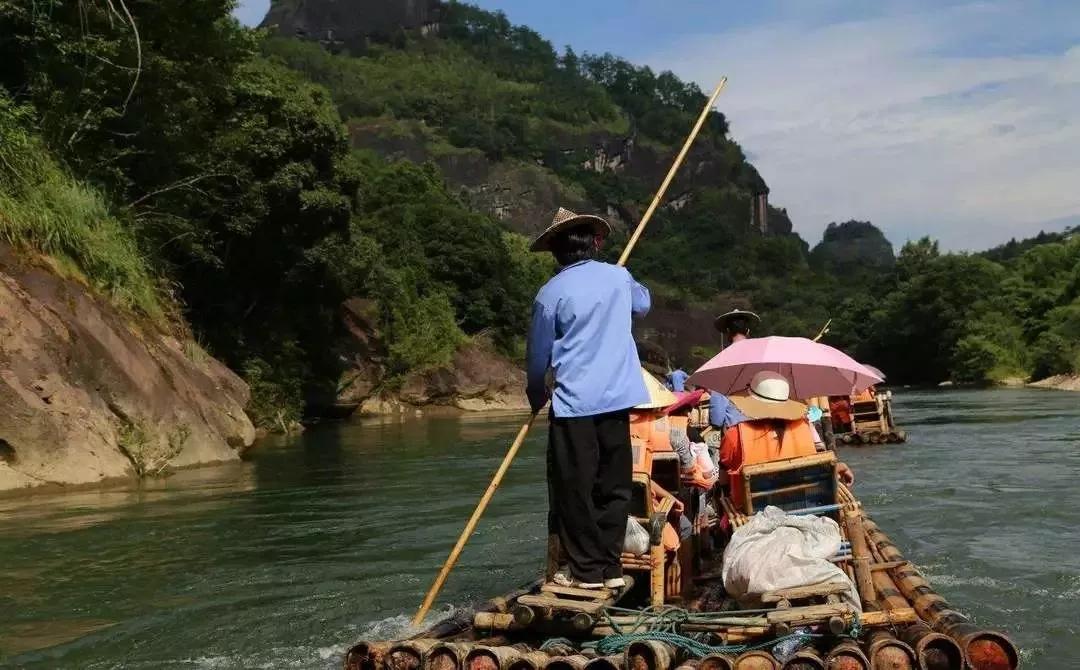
[{"left": 547, "top": 410, "right": 632, "bottom": 583}]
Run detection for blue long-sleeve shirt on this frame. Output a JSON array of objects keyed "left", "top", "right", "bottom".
[
  {"left": 709, "top": 392, "right": 748, "bottom": 432},
  {"left": 667, "top": 369, "right": 689, "bottom": 392},
  {"left": 526, "top": 260, "right": 651, "bottom": 417}
]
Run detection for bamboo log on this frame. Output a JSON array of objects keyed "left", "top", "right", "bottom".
[
  {"left": 625, "top": 640, "right": 678, "bottom": 670},
  {"left": 427, "top": 644, "right": 476, "bottom": 670},
  {"left": 898, "top": 623, "right": 963, "bottom": 670},
  {"left": 585, "top": 656, "right": 626, "bottom": 670},
  {"left": 345, "top": 641, "right": 392, "bottom": 670},
  {"left": 466, "top": 646, "right": 526, "bottom": 670},
  {"left": 844, "top": 514, "right": 877, "bottom": 609},
  {"left": 473, "top": 612, "right": 521, "bottom": 632},
  {"left": 732, "top": 651, "right": 779, "bottom": 670},
  {"left": 548, "top": 656, "right": 591, "bottom": 670},
  {"left": 870, "top": 567, "right": 912, "bottom": 613},
  {"left": 865, "top": 631, "right": 916, "bottom": 670},
  {"left": 510, "top": 653, "right": 556, "bottom": 670},
  {"left": 932, "top": 621, "right": 1018, "bottom": 670},
  {"left": 700, "top": 654, "right": 735, "bottom": 670},
  {"left": 781, "top": 648, "right": 824, "bottom": 670},
  {"left": 388, "top": 640, "right": 442, "bottom": 670},
  {"left": 543, "top": 644, "right": 579, "bottom": 658},
  {"left": 862, "top": 519, "right": 1018, "bottom": 670},
  {"left": 824, "top": 641, "right": 870, "bottom": 670}
]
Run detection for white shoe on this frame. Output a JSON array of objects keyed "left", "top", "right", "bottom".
[
  {"left": 604, "top": 577, "right": 626, "bottom": 589},
  {"left": 552, "top": 570, "right": 603, "bottom": 589}
]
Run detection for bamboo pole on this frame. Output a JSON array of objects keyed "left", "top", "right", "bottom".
[
  {"left": 617, "top": 78, "right": 727, "bottom": 266},
  {"left": 412, "top": 77, "right": 729, "bottom": 625}
]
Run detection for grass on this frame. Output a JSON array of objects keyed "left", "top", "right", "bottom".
[{"left": 0, "top": 94, "right": 164, "bottom": 322}]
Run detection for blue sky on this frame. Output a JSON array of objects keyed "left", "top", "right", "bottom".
[{"left": 235, "top": 1, "right": 1080, "bottom": 250}]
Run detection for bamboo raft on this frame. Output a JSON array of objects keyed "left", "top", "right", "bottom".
[
  {"left": 831, "top": 391, "right": 907, "bottom": 446},
  {"left": 342, "top": 457, "right": 1017, "bottom": 670}
]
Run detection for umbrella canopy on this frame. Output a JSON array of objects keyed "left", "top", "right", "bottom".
[
  {"left": 636, "top": 367, "right": 678, "bottom": 409},
  {"left": 687, "top": 336, "right": 883, "bottom": 399},
  {"left": 863, "top": 364, "right": 885, "bottom": 381}
]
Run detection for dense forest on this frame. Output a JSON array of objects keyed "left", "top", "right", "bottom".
[{"left": 1, "top": 1, "right": 1077, "bottom": 428}]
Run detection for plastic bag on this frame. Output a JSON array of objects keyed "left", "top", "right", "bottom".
[
  {"left": 623, "top": 516, "right": 650, "bottom": 556},
  {"left": 690, "top": 443, "right": 719, "bottom": 485},
  {"left": 721, "top": 506, "right": 860, "bottom": 610}
]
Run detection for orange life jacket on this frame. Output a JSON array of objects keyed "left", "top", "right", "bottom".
[
  {"left": 630, "top": 410, "right": 671, "bottom": 474},
  {"left": 721, "top": 419, "right": 817, "bottom": 509}
]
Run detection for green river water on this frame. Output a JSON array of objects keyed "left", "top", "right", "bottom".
[{"left": 1, "top": 388, "right": 1077, "bottom": 669}]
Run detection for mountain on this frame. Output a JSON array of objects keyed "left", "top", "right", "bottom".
[{"left": 810, "top": 220, "right": 895, "bottom": 275}]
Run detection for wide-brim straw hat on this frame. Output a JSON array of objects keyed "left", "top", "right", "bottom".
[
  {"left": 728, "top": 371, "right": 807, "bottom": 421},
  {"left": 635, "top": 367, "right": 678, "bottom": 410},
  {"left": 530, "top": 207, "right": 612, "bottom": 252},
  {"left": 714, "top": 308, "right": 761, "bottom": 332}
]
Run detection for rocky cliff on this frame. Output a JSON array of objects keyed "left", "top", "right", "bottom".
[
  {"left": 0, "top": 247, "right": 255, "bottom": 492},
  {"left": 810, "top": 220, "right": 895, "bottom": 275},
  {"left": 262, "top": 0, "right": 442, "bottom": 50}
]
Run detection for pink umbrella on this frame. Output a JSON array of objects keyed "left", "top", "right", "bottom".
[
  {"left": 863, "top": 364, "right": 885, "bottom": 381},
  {"left": 687, "top": 336, "right": 883, "bottom": 398}
]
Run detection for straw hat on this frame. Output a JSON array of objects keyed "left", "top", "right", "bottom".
[
  {"left": 635, "top": 367, "right": 678, "bottom": 410},
  {"left": 530, "top": 207, "right": 612, "bottom": 252},
  {"left": 728, "top": 371, "right": 807, "bottom": 421},
  {"left": 714, "top": 308, "right": 760, "bottom": 332}
]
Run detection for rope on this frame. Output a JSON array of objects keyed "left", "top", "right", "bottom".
[{"left": 558, "top": 605, "right": 864, "bottom": 659}]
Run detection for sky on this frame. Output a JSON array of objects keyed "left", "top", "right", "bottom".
[{"left": 235, "top": 1, "right": 1080, "bottom": 251}]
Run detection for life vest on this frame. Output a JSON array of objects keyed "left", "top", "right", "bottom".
[
  {"left": 630, "top": 410, "right": 671, "bottom": 474},
  {"left": 722, "top": 419, "right": 817, "bottom": 508},
  {"left": 852, "top": 387, "right": 876, "bottom": 403}
]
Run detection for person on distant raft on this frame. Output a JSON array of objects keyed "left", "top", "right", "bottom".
[
  {"left": 526, "top": 207, "right": 651, "bottom": 590},
  {"left": 666, "top": 363, "right": 689, "bottom": 392},
  {"left": 706, "top": 309, "right": 762, "bottom": 437}
]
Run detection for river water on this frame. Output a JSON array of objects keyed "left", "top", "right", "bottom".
[{"left": 1, "top": 388, "right": 1077, "bottom": 669}]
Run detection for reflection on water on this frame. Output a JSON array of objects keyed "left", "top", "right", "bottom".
[{"left": 0, "top": 389, "right": 1077, "bottom": 669}]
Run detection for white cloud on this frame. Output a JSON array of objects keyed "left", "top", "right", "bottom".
[{"left": 645, "top": 2, "right": 1080, "bottom": 250}]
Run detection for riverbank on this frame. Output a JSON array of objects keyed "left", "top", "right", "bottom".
[{"left": 1028, "top": 374, "right": 1080, "bottom": 391}]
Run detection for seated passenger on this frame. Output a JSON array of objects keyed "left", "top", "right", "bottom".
[{"left": 720, "top": 372, "right": 854, "bottom": 510}]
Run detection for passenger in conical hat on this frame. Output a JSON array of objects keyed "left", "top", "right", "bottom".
[
  {"left": 718, "top": 371, "right": 855, "bottom": 509},
  {"left": 526, "top": 207, "right": 651, "bottom": 590}
]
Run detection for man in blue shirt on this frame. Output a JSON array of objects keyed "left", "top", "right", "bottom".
[
  {"left": 527, "top": 207, "right": 650, "bottom": 590},
  {"left": 666, "top": 366, "right": 689, "bottom": 392}
]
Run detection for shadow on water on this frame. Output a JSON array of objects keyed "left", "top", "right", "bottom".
[{"left": 1, "top": 390, "right": 1078, "bottom": 668}]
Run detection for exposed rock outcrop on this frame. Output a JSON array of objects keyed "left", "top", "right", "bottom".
[
  {"left": 810, "top": 220, "right": 895, "bottom": 276},
  {"left": 1028, "top": 374, "right": 1080, "bottom": 391},
  {"left": 0, "top": 247, "right": 255, "bottom": 492},
  {"left": 318, "top": 298, "right": 527, "bottom": 416},
  {"left": 261, "top": 0, "right": 443, "bottom": 50}
]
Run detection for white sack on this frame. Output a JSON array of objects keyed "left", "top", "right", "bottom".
[
  {"left": 721, "top": 505, "right": 860, "bottom": 610},
  {"left": 623, "top": 516, "right": 650, "bottom": 556}
]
